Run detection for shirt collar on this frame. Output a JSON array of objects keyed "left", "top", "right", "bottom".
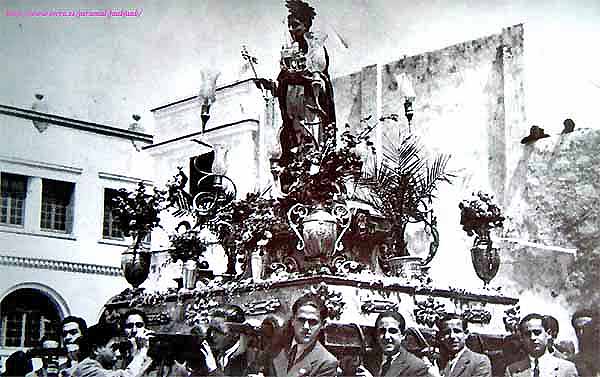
[
  {"left": 447, "top": 347, "right": 467, "bottom": 374},
  {"left": 381, "top": 347, "right": 405, "bottom": 365},
  {"left": 289, "top": 338, "right": 310, "bottom": 361},
  {"left": 449, "top": 347, "right": 467, "bottom": 363},
  {"left": 221, "top": 339, "right": 241, "bottom": 367}
]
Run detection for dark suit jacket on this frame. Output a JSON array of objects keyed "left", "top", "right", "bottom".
[
  {"left": 211, "top": 351, "right": 248, "bottom": 377},
  {"left": 570, "top": 352, "right": 598, "bottom": 377},
  {"left": 366, "top": 347, "right": 429, "bottom": 377},
  {"left": 441, "top": 348, "right": 491, "bottom": 377},
  {"left": 504, "top": 354, "right": 578, "bottom": 377},
  {"left": 266, "top": 340, "right": 338, "bottom": 377}
]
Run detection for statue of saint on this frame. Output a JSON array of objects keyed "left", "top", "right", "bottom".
[{"left": 276, "top": 0, "right": 336, "bottom": 166}]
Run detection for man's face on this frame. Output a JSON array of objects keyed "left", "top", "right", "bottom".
[
  {"left": 208, "top": 316, "right": 239, "bottom": 352},
  {"left": 288, "top": 17, "right": 307, "bottom": 42},
  {"left": 291, "top": 304, "right": 323, "bottom": 345},
  {"left": 62, "top": 322, "right": 83, "bottom": 352},
  {"left": 376, "top": 316, "right": 403, "bottom": 356},
  {"left": 95, "top": 338, "right": 122, "bottom": 369},
  {"left": 124, "top": 314, "right": 145, "bottom": 339},
  {"left": 438, "top": 319, "right": 467, "bottom": 356},
  {"left": 521, "top": 318, "right": 549, "bottom": 358}
]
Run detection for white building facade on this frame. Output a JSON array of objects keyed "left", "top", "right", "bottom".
[{"left": 0, "top": 104, "right": 154, "bottom": 363}]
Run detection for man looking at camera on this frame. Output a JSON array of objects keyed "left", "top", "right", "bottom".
[
  {"left": 60, "top": 316, "right": 87, "bottom": 376},
  {"left": 435, "top": 313, "right": 491, "bottom": 377},
  {"left": 505, "top": 313, "right": 577, "bottom": 377},
  {"left": 362, "top": 311, "right": 430, "bottom": 377},
  {"left": 266, "top": 294, "right": 338, "bottom": 377},
  {"left": 120, "top": 309, "right": 149, "bottom": 367}
]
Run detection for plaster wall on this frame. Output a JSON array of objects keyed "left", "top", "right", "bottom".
[
  {"left": 0, "top": 111, "right": 153, "bottom": 362},
  {"left": 331, "top": 24, "right": 598, "bottom": 345},
  {"left": 331, "top": 25, "right": 527, "bottom": 292},
  {"left": 0, "top": 113, "right": 154, "bottom": 266}
]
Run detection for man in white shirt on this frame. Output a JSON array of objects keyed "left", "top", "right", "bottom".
[
  {"left": 505, "top": 313, "right": 578, "bottom": 377},
  {"left": 71, "top": 323, "right": 152, "bottom": 377},
  {"left": 435, "top": 313, "right": 491, "bottom": 377}
]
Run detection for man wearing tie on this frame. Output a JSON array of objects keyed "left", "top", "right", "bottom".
[
  {"left": 505, "top": 313, "right": 578, "bottom": 377},
  {"left": 360, "top": 311, "right": 430, "bottom": 377},
  {"left": 435, "top": 313, "right": 491, "bottom": 377},
  {"left": 267, "top": 294, "right": 338, "bottom": 377}
]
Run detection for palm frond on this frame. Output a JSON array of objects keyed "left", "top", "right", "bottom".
[{"left": 356, "top": 135, "right": 453, "bottom": 225}]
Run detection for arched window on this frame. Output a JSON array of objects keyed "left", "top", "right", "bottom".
[{"left": 1, "top": 289, "right": 61, "bottom": 348}]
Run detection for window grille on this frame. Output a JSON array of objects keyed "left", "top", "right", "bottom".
[{"left": 0, "top": 173, "right": 27, "bottom": 226}]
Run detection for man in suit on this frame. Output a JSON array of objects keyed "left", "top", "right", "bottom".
[
  {"left": 505, "top": 313, "right": 578, "bottom": 377},
  {"left": 267, "top": 294, "right": 338, "bottom": 377},
  {"left": 198, "top": 304, "right": 251, "bottom": 376},
  {"left": 359, "top": 311, "right": 430, "bottom": 377},
  {"left": 435, "top": 313, "right": 491, "bottom": 377}
]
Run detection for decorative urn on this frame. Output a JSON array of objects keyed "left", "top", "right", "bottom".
[{"left": 121, "top": 243, "right": 151, "bottom": 288}]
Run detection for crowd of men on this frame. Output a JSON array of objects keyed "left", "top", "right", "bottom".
[{"left": 1, "top": 297, "right": 598, "bottom": 377}]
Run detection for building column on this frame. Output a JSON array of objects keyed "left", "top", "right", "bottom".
[{"left": 24, "top": 176, "right": 42, "bottom": 232}]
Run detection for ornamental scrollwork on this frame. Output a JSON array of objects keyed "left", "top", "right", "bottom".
[
  {"left": 361, "top": 299, "right": 399, "bottom": 314},
  {"left": 305, "top": 282, "right": 345, "bottom": 320},
  {"left": 333, "top": 256, "right": 365, "bottom": 275},
  {"left": 462, "top": 308, "right": 492, "bottom": 324},
  {"left": 146, "top": 312, "right": 172, "bottom": 326},
  {"left": 184, "top": 295, "right": 220, "bottom": 327},
  {"left": 413, "top": 296, "right": 446, "bottom": 328},
  {"left": 332, "top": 203, "right": 352, "bottom": 253},
  {"left": 288, "top": 203, "right": 310, "bottom": 251},
  {"left": 243, "top": 299, "right": 282, "bottom": 316},
  {"left": 130, "top": 291, "right": 167, "bottom": 308},
  {"left": 503, "top": 305, "right": 521, "bottom": 334}
]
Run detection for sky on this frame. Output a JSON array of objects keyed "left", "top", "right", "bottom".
[{"left": 1, "top": 0, "right": 599, "bottom": 132}]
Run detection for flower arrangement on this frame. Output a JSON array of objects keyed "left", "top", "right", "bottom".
[
  {"left": 169, "top": 230, "right": 207, "bottom": 262},
  {"left": 279, "top": 119, "right": 380, "bottom": 206},
  {"left": 112, "top": 182, "right": 166, "bottom": 249},
  {"left": 206, "top": 191, "right": 291, "bottom": 259},
  {"left": 459, "top": 191, "right": 505, "bottom": 239}
]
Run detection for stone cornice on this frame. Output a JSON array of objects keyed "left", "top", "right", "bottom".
[
  {"left": 98, "top": 172, "right": 153, "bottom": 186},
  {"left": 0, "top": 254, "right": 122, "bottom": 276},
  {"left": 150, "top": 78, "right": 257, "bottom": 113},
  {"left": 0, "top": 104, "right": 153, "bottom": 143},
  {"left": 0, "top": 155, "right": 83, "bottom": 175},
  {"left": 143, "top": 119, "right": 259, "bottom": 151}
]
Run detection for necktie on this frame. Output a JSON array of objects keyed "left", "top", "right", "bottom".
[
  {"left": 443, "top": 360, "right": 453, "bottom": 377},
  {"left": 287, "top": 345, "right": 298, "bottom": 372},
  {"left": 533, "top": 358, "right": 539, "bottom": 377},
  {"left": 381, "top": 356, "right": 393, "bottom": 377}
]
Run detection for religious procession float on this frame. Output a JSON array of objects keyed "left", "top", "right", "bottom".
[{"left": 102, "top": 1, "right": 520, "bottom": 375}]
